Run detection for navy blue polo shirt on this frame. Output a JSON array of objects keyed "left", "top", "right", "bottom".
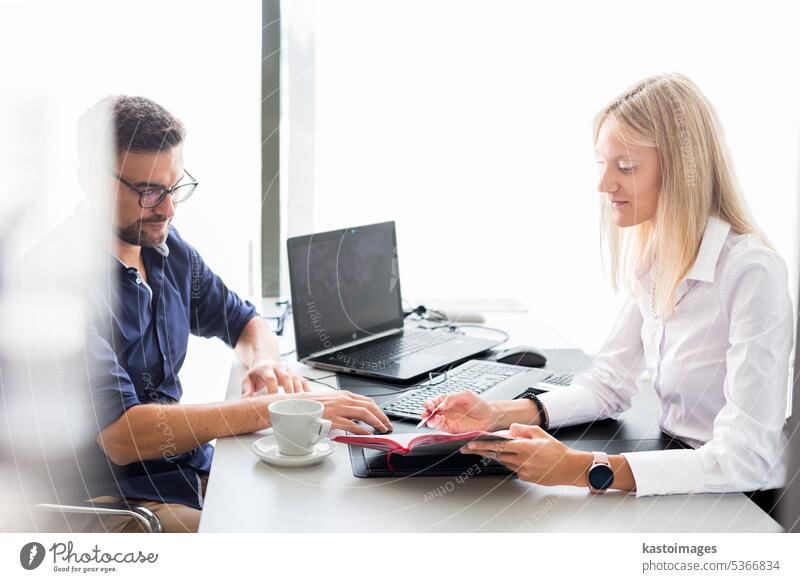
[{"left": 85, "top": 225, "right": 257, "bottom": 510}]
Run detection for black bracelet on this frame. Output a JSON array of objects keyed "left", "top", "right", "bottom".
[{"left": 519, "top": 388, "right": 550, "bottom": 430}]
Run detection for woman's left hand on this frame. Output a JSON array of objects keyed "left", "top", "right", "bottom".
[{"left": 460, "top": 423, "right": 589, "bottom": 487}]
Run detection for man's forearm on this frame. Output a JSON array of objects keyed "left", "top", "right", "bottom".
[
  {"left": 235, "top": 316, "right": 280, "bottom": 367},
  {"left": 98, "top": 397, "right": 275, "bottom": 465}
]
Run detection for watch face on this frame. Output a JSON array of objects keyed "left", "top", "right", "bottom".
[{"left": 588, "top": 464, "right": 614, "bottom": 490}]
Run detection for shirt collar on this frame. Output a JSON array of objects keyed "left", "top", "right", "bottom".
[
  {"left": 153, "top": 241, "right": 170, "bottom": 257},
  {"left": 111, "top": 240, "right": 170, "bottom": 268},
  {"left": 685, "top": 215, "right": 731, "bottom": 283}
]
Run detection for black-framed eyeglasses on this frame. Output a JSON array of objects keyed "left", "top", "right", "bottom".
[{"left": 114, "top": 170, "right": 199, "bottom": 209}]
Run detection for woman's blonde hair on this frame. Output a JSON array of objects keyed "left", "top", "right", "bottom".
[{"left": 594, "top": 73, "right": 766, "bottom": 318}]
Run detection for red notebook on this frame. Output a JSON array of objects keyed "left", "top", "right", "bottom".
[{"left": 333, "top": 430, "right": 511, "bottom": 457}]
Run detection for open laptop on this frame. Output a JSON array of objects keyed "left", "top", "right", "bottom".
[{"left": 286, "top": 221, "right": 502, "bottom": 382}]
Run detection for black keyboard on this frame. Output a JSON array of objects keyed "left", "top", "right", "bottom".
[
  {"left": 381, "top": 360, "right": 529, "bottom": 421},
  {"left": 342, "top": 329, "right": 455, "bottom": 365}
]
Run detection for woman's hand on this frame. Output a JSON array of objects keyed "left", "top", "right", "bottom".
[
  {"left": 421, "top": 390, "right": 501, "bottom": 433},
  {"left": 284, "top": 390, "right": 394, "bottom": 435},
  {"left": 460, "top": 423, "right": 590, "bottom": 487},
  {"left": 241, "top": 359, "right": 311, "bottom": 396}
]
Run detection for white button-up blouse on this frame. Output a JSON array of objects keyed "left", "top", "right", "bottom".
[{"left": 539, "top": 216, "right": 794, "bottom": 497}]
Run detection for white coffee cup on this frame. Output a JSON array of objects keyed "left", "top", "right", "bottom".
[{"left": 268, "top": 399, "right": 332, "bottom": 456}]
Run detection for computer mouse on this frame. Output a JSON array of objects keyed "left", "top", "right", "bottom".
[
  {"left": 493, "top": 346, "right": 548, "bottom": 368},
  {"left": 352, "top": 420, "right": 393, "bottom": 434}
]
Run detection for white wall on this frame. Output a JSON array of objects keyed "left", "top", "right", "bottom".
[
  {"left": 294, "top": 0, "right": 800, "bottom": 353},
  {"left": 4, "top": 0, "right": 799, "bottom": 404},
  {"left": 2, "top": 0, "right": 262, "bottom": 403}
]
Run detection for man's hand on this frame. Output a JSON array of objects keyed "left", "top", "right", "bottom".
[
  {"left": 241, "top": 359, "right": 311, "bottom": 396},
  {"left": 260, "top": 390, "right": 393, "bottom": 434},
  {"left": 307, "top": 390, "right": 393, "bottom": 435}
]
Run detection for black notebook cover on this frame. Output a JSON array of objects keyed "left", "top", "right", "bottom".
[{"left": 348, "top": 443, "right": 515, "bottom": 478}]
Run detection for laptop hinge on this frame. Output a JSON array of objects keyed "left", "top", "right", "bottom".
[{"left": 302, "top": 327, "right": 403, "bottom": 361}]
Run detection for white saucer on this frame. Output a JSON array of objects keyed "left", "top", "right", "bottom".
[{"left": 251, "top": 435, "right": 336, "bottom": 468}]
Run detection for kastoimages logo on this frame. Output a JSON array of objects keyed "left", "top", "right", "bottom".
[{"left": 20, "top": 542, "right": 46, "bottom": 570}]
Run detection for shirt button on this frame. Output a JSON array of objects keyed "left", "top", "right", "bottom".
[{"left": 135, "top": 277, "right": 142, "bottom": 284}]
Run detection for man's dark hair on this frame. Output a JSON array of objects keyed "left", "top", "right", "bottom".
[
  {"left": 76, "top": 95, "right": 185, "bottom": 192},
  {"left": 110, "top": 95, "right": 186, "bottom": 153}
]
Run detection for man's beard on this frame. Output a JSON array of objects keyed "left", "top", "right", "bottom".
[{"left": 115, "top": 217, "right": 170, "bottom": 248}]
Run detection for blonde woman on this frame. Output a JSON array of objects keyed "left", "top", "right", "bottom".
[{"left": 422, "top": 74, "right": 793, "bottom": 506}]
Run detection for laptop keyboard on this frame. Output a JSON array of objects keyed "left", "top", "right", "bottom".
[
  {"left": 381, "top": 360, "right": 531, "bottom": 421},
  {"left": 343, "top": 329, "right": 456, "bottom": 365}
]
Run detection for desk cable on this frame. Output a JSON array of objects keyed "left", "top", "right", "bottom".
[
  {"left": 403, "top": 303, "right": 511, "bottom": 346},
  {"left": 301, "top": 374, "right": 339, "bottom": 391},
  {"left": 300, "top": 373, "right": 442, "bottom": 398}
]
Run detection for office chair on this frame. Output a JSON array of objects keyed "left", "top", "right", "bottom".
[
  {"left": 33, "top": 501, "right": 162, "bottom": 533},
  {"left": 23, "top": 432, "right": 164, "bottom": 533},
  {"left": 779, "top": 248, "right": 800, "bottom": 532},
  {"left": 2, "top": 354, "right": 164, "bottom": 534},
  {"left": 21, "top": 440, "right": 163, "bottom": 533}
]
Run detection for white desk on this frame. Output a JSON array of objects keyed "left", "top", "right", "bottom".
[{"left": 199, "top": 308, "right": 782, "bottom": 532}]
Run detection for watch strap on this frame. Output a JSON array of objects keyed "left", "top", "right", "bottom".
[{"left": 588, "top": 451, "right": 612, "bottom": 494}]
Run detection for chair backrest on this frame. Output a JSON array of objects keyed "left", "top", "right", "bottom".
[
  {"left": 1, "top": 346, "right": 115, "bottom": 532},
  {"left": 783, "top": 259, "right": 800, "bottom": 532},
  {"left": 0, "top": 99, "right": 119, "bottom": 533}
]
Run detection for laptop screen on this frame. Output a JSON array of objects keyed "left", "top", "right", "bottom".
[{"left": 287, "top": 221, "right": 404, "bottom": 359}]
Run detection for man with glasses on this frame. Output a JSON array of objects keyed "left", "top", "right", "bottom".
[{"left": 62, "top": 96, "right": 392, "bottom": 533}]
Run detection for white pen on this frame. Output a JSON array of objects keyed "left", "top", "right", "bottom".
[{"left": 417, "top": 402, "right": 442, "bottom": 429}]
